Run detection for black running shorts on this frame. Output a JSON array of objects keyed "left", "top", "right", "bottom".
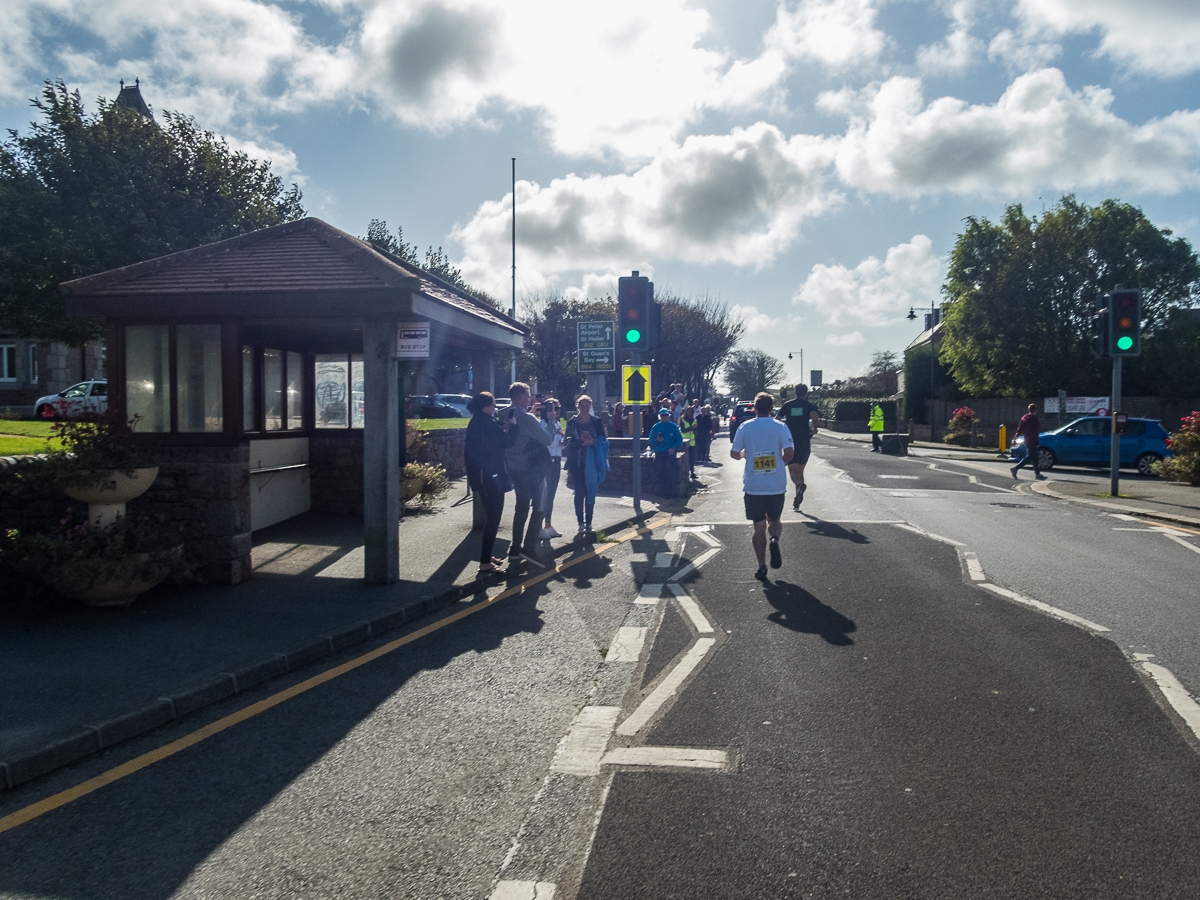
[
  {"left": 789, "top": 441, "right": 812, "bottom": 465},
  {"left": 744, "top": 492, "right": 785, "bottom": 522}
]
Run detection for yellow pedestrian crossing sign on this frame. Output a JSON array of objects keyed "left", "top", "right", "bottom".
[{"left": 622, "top": 365, "right": 651, "bottom": 405}]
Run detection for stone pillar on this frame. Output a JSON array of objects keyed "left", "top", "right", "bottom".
[{"left": 363, "top": 320, "right": 400, "bottom": 584}]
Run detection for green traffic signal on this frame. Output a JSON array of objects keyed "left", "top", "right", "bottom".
[
  {"left": 1116, "top": 335, "right": 1133, "bottom": 351},
  {"left": 625, "top": 328, "right": 641, "bottom": 343}
]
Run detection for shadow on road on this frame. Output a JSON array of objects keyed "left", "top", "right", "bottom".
[
  {"left": 800, "top": 516, "right": 870, "bottom": 544},
  {"left": 762, "top": 579, "right": 857, "bottom": 645}
]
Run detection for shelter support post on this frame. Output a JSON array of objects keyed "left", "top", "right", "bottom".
[
  {"left": 473, "top": 346, "right": 495, "bottom": 396},
  {"left": 363, "top": 320, "right": 401, "bottom": 584}
]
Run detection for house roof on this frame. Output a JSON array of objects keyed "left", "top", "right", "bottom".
[{"left": 61, "top": 217, "right": 525, "bottom": 337}]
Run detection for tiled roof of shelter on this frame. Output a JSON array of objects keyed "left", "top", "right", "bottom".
[{"left": 62, "top": 217, "right": 524, "bottom": 334}]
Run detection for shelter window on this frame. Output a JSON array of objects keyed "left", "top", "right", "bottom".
[
  {"left": 126, "top": 325, "right": 222, "bottom": 433},
  {"left": 315, "top": 353, "right": 365, "bottom": 429},
  {"left": 0, "top": 345, "right": 15, "bottom": 381},
  {"left": 243, "top": 346, "right": 308, "bottom": 433},
  {"left": 176, "top": 325, "right": 223, "bottom": 432},
  {"left": 125, "top": 326, "right": 170, "bottom": 432}
]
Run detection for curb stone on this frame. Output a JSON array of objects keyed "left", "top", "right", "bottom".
[
  {"left": 1029, "top": 480, "right": 1200, "bottom": 529},
  {"left": 0, "top": 508, "right": 659, "bottom": 794}
]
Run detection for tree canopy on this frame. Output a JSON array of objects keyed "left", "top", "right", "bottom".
[
  {"left": 939, "top": 196, "right": 1200, "bottom": 397},
  {"left": 0, "top": 82, "right": 305, "bottom": 344},
  {"left": 364, "top": 218, "right": 500, "bottom": 309},
  {"left": 723, "top": 348, "right": 786, "bottom": 400}
]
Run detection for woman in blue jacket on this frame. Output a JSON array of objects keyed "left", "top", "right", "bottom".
[{"left": 564, "top": 395, "right": 608, "bottom": 537}]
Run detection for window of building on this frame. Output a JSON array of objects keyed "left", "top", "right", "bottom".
[
  {"left": 28, "top": 346, "right": 38, "bottom": 384},
  {"left": 125, "top": 324, "right": 223, "bottom": 434},
  {"left": 315, "top": 353, "right": 365, "bottom": 429},
  {"left": 176, "top": 324, "right": 223, "bottom": 432},
  {"left": 0, "top": 345, "right": 15, "bottom": 381},
  {"left": 126, "top": 326, "right": 170, "bottom": 431},
  {"left": 242, "top": 346, "right": 309, "bottom": 434}
]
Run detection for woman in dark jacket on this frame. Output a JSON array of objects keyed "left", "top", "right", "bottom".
[{"left": 464, "top": 391, "right": 517, "bottom": 576}]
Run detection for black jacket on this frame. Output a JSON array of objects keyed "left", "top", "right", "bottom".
[{"left": 465, "top": 411, "right": 517, "bottom": 493}]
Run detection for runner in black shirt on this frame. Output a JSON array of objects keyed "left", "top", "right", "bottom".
[{"left": 775, "top": 384, "right": 820, "bottom": 510}]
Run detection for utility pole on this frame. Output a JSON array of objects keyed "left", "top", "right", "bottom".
[{"left": 511, "top": 157, "right": 517, "bottom": 385}]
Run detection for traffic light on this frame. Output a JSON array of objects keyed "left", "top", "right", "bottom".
[
  {"left": 1089, "top": 294, "right": 1109, "bottom": 359},
  {"left": 1108, "top": 288, "right": 1141, "bottom": 356},
  {"left": 618, "top": 272, "right": 651, "bottom": 350}
]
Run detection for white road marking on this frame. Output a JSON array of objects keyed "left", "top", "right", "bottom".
[
  {"left": 1165, "top": 534, "right": 1200, "bottom": 555},
  {"left": 962, "top": 552, "right": 986, "bottom": 582},
  {"left": 670, "top": 547, "right": 721, "bottom": 582},
  {"left": 888, "top": 490, "right": 934, "bottom": 497},
  {"left": 607, "top": 627, "right": 648, "bottom": 662},
  {"left": 551, "top": 706, "right": 621, "bottom": 776},
  {"left": 894, "top": 523, "right": 965, "bottom": 546},
  {"left": 654, "top": 552, "right": 674, "bottom": 567},
  {"left": 602, "top": 747, "right": 728, "bottom": 770},
  {"left": 968, "top": 475, "right": 979, "bottom": 484},
  {"left": 490, "top": 881, "right": 557, "bottom": 900},
  {"left": 676, "top": 525, "right": 713, "bottom": 533},
  {"left": 669, "top": 584, "right": 714, "bottom": 633},
  {"left": 1112, "top": 527, "right": 1166, "bottom": 532},
  {"left": 879, "top": 475, "right": 920, "bottom": 479},
  {"left": 636, "top": 583, "right": 664, "bottom": 604},
  {"left": 1141, "top": 663, "right": 1200, "bottom": 741},
  {"left": 617, "top": 638, "right": 717, "bottom": 736},
  {"left": 692, "top": 529, "right": 722, "bottom": 547},
  {"left": 1110, "top": 513, "right": 1143, "bottom": 521},
  {"left": 978, "top": 583, "right": 1111, "bottom": 633}
]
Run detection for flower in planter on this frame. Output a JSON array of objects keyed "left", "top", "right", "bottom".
[{"left": 402, "top": 462, "right": 450, "bottom": 508}]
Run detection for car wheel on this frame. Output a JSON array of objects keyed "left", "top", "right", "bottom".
[
  {"left": 1136, "top": 452, "right": 1163, "bottom": 477},
  {"left": 1036, "top": 447, "right": 1056, "bottom": 471},
  {"left": 35, "top": 404, "right": 53, "bottom": 420}
]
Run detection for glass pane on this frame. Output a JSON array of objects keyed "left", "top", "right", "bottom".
[
  {"left": 351, "top": 354, "right": 365, "bottom": 428},
  {"left": 125, "top": 325, "right": 169, "bottom": 432},
  {"left": 242, "top": 345, "right": 255, "bottom": 431},
  {"left": 287, "top": 351, "right": 304, "bottom": 430},
  {"left": 176, "top": 324, "right": 223, "bottom": 433},
  {"left": 315, "top": 355, "right": 349, "bottom": 428},
  {"left": 264, "top": 349, "right": 283, "bottom": 431}
]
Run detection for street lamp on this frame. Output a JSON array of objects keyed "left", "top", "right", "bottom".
[
  {"left": 907, "top": 304, "right": 938, "bottom": 438},
  {"left": 788, "top": 349, "right": 803, "bottom": 387}
]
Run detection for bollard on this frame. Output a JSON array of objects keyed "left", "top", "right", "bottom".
[{"left": 998, "top": 424, "right": 1007, "bottom": 453}]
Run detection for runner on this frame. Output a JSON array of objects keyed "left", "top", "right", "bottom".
[
  {"left": 730, "top": 391, "right": 794, "bottom": 581},
  {"left": 775, "top": 384, "right": 820, "bottom": 510}
]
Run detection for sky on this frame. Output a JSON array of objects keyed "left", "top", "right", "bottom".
[{"left": 3, "top": 0, "right": 1200, "bottom": 385}]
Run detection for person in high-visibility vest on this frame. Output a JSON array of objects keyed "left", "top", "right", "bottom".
[
  {"left": 680, "top": 406, "right": 698, "bottom": 479},
  {"left": 869, "top": 403, "right": 885, "bottom": 452}
]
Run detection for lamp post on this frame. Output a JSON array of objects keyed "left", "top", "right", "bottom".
[
  {"left": 788, "top": 349, "right": 803, "bottom": 389},
  {"left": 907, "top": 304, "right": 938, "bottom": 439}
]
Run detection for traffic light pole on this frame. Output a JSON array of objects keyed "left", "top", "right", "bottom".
[
  {"left": 1110, "top": 355, "right": 1122, "bottom": 498},
  {"left": 631, "top": 349, "right": 643, "bottom": 520}
]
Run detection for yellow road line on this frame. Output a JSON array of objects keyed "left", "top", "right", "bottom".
[{"left": 0, "top": 515, "right": 671, "bottom": 835}]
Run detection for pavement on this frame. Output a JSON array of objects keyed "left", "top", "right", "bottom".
[
  {"left": 0, "top": 469, "right": 695, "bottom": 792},
  {"left": 823, "top": 428, "right": 1200, "bottom": 528}
]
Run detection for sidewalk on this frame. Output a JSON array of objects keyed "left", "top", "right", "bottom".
[
  {"left": 818, "top": 429, "right": 1006, "bottom": 458},
  {"left": 0, "top": 473, "right": 669, "bottom": 792}
]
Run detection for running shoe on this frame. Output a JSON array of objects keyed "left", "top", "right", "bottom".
[
  {"left": 769, "top": 537, "right": 782, "bottom": 569},
  {"left": 754, "top": 564, "right": 769, "bottom": 581}
]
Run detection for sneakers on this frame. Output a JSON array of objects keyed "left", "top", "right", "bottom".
[
  {"left": 769, "top": 536, "right": 782, "bottom": 569},
  {"left": 793, "top": 484, "right": 806, "bottom": 510},
  {"left": 545, "top": 525, "right": 562, "bottom": 538},
  {"left": 1010, "top": 466, "right": 1019, "bottom": 479},
  {"left": 1035, "top": 473, "right": 1046, "bottom": 480},
  {"left": 754, "top": 564, "right": 769, "bottom": 581},
  {"left": 575, "top": 524, "right": 587, "bottom": 538}
]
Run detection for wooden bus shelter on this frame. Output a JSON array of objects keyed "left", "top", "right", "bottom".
[{"left": 63, "top": 218, "right": 525, "bottom": 584}]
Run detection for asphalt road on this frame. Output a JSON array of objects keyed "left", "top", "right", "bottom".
[{"left": 1, "top": 430, "right": 1197, "bottom": 899}]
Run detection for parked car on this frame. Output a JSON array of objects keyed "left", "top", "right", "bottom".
[
  {"left": 1017, "top": 416, "right": 1173, "bottom": 475},
  {"left": 435, "top": 393, "right": 472, "bottom": 416},
  {"left": 729, "top": 402, "right": 757, "bottom": 442},
  {"left": 34, "top": 380, "right": 108, "bottom": 419},
  {"left": 405, "top": 395, "right": 466, "bottom": 419}
]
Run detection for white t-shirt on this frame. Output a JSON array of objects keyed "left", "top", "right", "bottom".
[{"left": 731, "top": 416, "right": 794, "bottom": 495}]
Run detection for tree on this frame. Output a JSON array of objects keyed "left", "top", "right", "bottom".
[
  {"left": 723, "top": 349, "right": 786, "bottom": 399},
  {"left": 939, "top": 196, "right": 1200, "bottom": 397},
  {"left": 651, "top": 290, "right": 745, "bottom": 401},
  {"left": 518, "top": 295, "right": 615, "bottom": 401},
  {"left": 364, "top": 218, "right": 501, "bottom": 310},
  {"left": 0, "top": 82, "right": 305, "bottom": 343}
]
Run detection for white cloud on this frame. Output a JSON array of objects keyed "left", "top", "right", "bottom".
[
  {"left": 825, "top": 330, "right": 864, "bottom": 345},
  {"left": 827, "top": 69, "right": 1200, "bottom": 196},
  {"left": 1014, "top": 0, "right": 1200, "bottom": 78},
  {"left": 731, "top": 304, "right": 779, "bottom": 333},
  {"left": 917, "top": 2, "right": 983, "bottom": 75},
  {"left": 793, "top": 235, "right": 943, "bottom": 326},
  {"left": 453, "top": 122, "right": 840, "bottom": 292},
  {"left": 765, "top": 0, "right": 889, "bottom": 71}
]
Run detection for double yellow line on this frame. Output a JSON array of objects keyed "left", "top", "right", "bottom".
[{"left": 0, "top": 516, "right": 671, "bottom": 835}]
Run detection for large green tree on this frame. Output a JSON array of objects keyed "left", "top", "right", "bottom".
[
  {"left": 0, "top": 82, "right": 305, "bottom": 344},
  {"left": 723, "top": 348, "right": 786, "bottom": 400},
  {"left": 939, "top": 196, "right": 1200, "bottom": 397}
]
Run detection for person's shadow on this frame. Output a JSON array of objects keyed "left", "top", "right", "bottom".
[{"left": 763, "top": 579, "right": 857, "bottom": 645}]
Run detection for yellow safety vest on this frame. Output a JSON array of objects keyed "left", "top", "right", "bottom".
[
  {"left": 869, "top": 405, "right": 885, "bottom": 432},
  {"left": 680, "top": 418, "right": 696, "bottom": 446}
]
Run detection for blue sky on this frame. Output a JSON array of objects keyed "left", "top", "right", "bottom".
[{"left": 3, "top": 0, "right": 1199, "bottom": 384}]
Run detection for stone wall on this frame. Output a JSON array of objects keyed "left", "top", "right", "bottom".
[
  {"left": 135, "top": 445, "right": 252, "bottom": 586},
  {"left": 416, "top": 427, "right": 467, "bottom": 477},
  {"left": 310, "top": 432, "right": 364, "bottom": 516}
]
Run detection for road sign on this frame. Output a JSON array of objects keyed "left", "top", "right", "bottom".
[
  {"left": 577, "top": 321, "right": 615, "bottom": 372},
  {"left": 622, "top": 365, "right": 651, "bottom": 405},
  {"left": 396, "top": 322, "right": 430, "bottom": 358}
]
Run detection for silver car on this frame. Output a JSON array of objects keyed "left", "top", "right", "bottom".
[{"left": 34, "top": 380, "right": 108, "bottom": 419}]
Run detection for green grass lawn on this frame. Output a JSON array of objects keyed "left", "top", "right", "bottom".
[
  {"left": 411, "top": 418, "right": 468, "bottom": 431},
  {"left": 0, "top": 435, "right": 61, "bottom": 456},
  {"left": 0, "top": 419, "right": 57, "bottom": 437}
]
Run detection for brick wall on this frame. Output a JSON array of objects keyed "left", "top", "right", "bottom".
[{"left": 310, "top": 432, "right": 364, "bottom": 516}]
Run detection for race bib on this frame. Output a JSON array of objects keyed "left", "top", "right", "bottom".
[{"left": 752, "top": 451, "right": 777, "bottom": 472}]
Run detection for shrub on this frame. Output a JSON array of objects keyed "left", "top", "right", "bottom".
[
  {"left": 1152, "top": 411, "right": 1200, "bottom": 485},
  {"left": 403, "top": 461, "right": 450, "bottom": 508},
  {"left": 944, "top": 406, "right": 980, "bottom": 445}
]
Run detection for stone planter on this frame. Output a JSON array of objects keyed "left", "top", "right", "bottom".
[
  {"left": 45, "top": 545, "right": 182, "bottom": 607},
  {"left": 404, "top": 476, "right": 427, "bottom": 500},
  {"left": 62, "top": 467, "right": 160, "bottom": 527}
]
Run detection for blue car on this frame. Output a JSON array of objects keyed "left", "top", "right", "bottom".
[{"left": 1021, "top": 416, "right": 1173, "bottom": 476}]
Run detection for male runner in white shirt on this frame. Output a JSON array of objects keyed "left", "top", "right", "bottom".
[{"left": 730, "top": 391, "right": 794, "bottom": 581}]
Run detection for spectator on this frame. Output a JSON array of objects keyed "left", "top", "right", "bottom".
[
  {"left": 564, "top": 394, "right": 608, "bottom": 536},
  {"left": 503, "top": 382, "right": 553, "bottom": 566},
  {"left": 680, "top": 405, "right": 698, "bottom": 478},
  {"left": 649, "top": 408, "right": 684, "bottom": 497},
  {"left": 695, "top": 405, "right": 713, "bottom": 461},
  {"left": 539, "top": 398, "right": 565, "bottom": 539},
  {"left": 464, "top": 391, "right": 517, "bottom": 577}
]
